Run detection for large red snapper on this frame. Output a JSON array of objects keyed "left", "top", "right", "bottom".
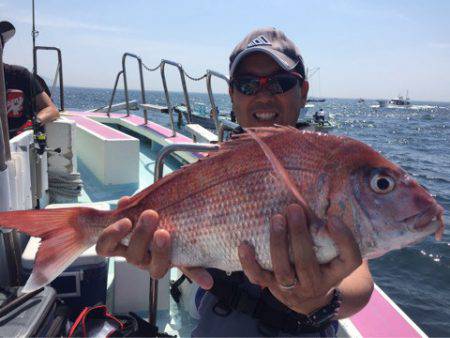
[{"left": 0, "top": 126, "right": 445, "bottom": 293}]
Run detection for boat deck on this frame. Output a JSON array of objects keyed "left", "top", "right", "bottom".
[{"left": 70, "top": 113, "right": 194, "bottom": 335}]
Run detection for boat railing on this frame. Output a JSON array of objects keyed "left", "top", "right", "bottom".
[
  {"left": 122, "top": 53, "right": 148, "bottom": 122},
  {"left": 106, "top": 70, "right": 124, "bottom": 117},
  {"left": 150, "top": 142, "right": 220, "bottom": 325},
  {"left": 206, "top": 70, "right": 229, "bottom": 131},
  {"left": 160, "top": 59, "right": 197, "bottom": 137},
  {"left": 218, "top": 119, "right": 241, "bottom": 142},
  {"left": 108, "top": 54, "right": 206, "bottom": 138},
  {"left": 107, "top": 53, "right": 232, "bottom": 139},
  {"left": 33, "top": 46, "right": 65, "bottom": 111}
]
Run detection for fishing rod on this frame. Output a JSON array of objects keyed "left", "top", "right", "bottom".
[
  {"left": 32, "top": 0, "right": 38, "bottom": 74},
  {"left": 30, "top": 0, "right": 48, "bottom": 157}
]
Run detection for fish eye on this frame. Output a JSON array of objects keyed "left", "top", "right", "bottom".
[{"left": 370, "top": 173, "right": 395, "bottom": 194}]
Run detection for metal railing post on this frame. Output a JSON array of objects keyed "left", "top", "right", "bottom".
[
  {"left": 206, "top": 70, "right": 229, "bottom": 132},
  {"left": 106, "top": 70, "right": 124, "bottom": 117},
  {"left": 160, "top": 62, "right": 176, "bottom": 137},
  {"left": 160, "top": 60, "right": 195, "bottom": 137},
  {"left": 34, "top": 46, "right": 64, "bottom": 111},
  {"left": 149, "top": 142, "right": 220, "bottom": 325},
  {"left": 218, "top": 120, "right": 241, "bottom": 143},
  {"left": 122, "top": 53, "right": 148, "bottom": 123},
  {"left": 137, "top": 58, "right": 147, "bottom": 123},
  {"left": 179, "top": 68, "right": 192, "bottom": 124}
]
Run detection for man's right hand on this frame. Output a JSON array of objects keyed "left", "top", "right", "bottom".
[{"left": 96, "top": 196, "right": 213, "bottom": 289}]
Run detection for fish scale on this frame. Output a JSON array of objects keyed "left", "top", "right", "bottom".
[{"left": 165, "top": 171, "right": 293, "bottom": 271}]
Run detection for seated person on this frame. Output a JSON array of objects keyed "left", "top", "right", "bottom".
[
  {"left": 3, "top": 63, "right": 59, "bottom": 139},
  {"left": 313, "top": 109, "right": 326, "bottom": 123}
]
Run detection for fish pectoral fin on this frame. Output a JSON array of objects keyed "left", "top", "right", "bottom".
[{"left": 246, "top": 128, "right": 318, "bottom": 221}]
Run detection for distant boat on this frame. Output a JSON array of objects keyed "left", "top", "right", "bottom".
[
  {"left": 372, "top": 91, "right": 411, "bottom": 109},
  {"left": 357, "top": 98, "right": 365, "bottom": 103},
  {"left": 307, "top": 97, "right": 326, "bottom": 103},
  {"left": 387, "top": 95, "right": 411, "bottom": 107}
]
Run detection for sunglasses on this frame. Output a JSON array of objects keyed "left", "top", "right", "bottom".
[{"left": 231, "top": 72, "right": 303, "bottom": 96}]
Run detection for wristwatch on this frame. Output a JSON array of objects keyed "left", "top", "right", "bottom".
[{"left": 298, "top": 288, "right": 342, "bottom": 329}]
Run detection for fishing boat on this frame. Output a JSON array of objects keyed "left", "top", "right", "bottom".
[
  {"left": 298, "top": 109, "right": 337, "bottom": 132},
  {"left": 371, "top": 92, "right": 412, "bottom": 109},
  {"left": 0, "top": 9, "right": 430, "bottom": 338},
  {"left": 311, "top": 119, "right": 336, "bottom": 131},
  {"left": 307, "top": 97, "right": 326, "bottom": 103}
]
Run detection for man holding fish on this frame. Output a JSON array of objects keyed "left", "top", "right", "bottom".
[
  {"left": 1, "top": 28, "right": 444, "bottom": 337},
  {"left": 97, "top": 28, "right": 374, "bottom": 336}
]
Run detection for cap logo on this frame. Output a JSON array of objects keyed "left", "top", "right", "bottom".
[{"left": 247, "top": 35, "right": 271, "bottom": 48}]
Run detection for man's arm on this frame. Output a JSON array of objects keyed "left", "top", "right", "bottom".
[
  {"left": 35, "top": 92, "right": 59, "bottom": 124},
  {"left": 337, "top": 260, "right": 373, "bottom": 318}
]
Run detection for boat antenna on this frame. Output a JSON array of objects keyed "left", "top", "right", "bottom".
[
  {"left": 32, "top": 0, "right": 39, "bottom": 74},
  {"left": 318, "top": 67, "right": 321, "bottom": 98}
]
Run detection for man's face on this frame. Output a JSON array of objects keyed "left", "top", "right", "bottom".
[{"left": 229, "top": 53, "right": 309, "bottom": 128}]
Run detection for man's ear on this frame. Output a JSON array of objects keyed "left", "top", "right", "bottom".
[
  {"left": 228, "top": 85, "right": 234, "bottom": 104},
  {"left": 300, "top": 80, "right": 309, "bottom": 107}
]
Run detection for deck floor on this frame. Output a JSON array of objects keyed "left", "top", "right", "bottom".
[{"left": 75, "top": 127, "right": 197, "bottom": 336}]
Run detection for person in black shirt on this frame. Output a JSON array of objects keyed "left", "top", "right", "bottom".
[{"left": 4, "top": 63, "right": 59, "bottom": 139}]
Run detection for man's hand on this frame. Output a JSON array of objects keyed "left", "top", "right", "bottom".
[
  {"left": 96, "top": 196, "right": 213, "bottom": 289},
  {"left": 238, "top": 204, "right": 362, "bottom": 315}
]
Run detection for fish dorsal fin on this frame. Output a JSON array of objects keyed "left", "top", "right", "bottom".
[
  {"left": 245, "top": 127, "right": 319, "bottom": 223},
  {"left": 125, "top": 128, "right": 289, "bottom": 208},
  {"left": 201, "top": 126, "right": 286, "bottom": 159}
]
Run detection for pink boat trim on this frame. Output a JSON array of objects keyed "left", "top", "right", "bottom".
[
  {"left": 68, "top": 110, "right": 128, "bottom": 119},
  {"left": 121, "top": 115, "right": 193, "bottom": 141},
  {"left": 65, "top": 114, "right": 135, "bottom": 140},
  {"left": 66, "top": 111, "right": 203, "bottom": 157},
  {"left": 350, "top": 285, "right": 424, "bottom": 337}
]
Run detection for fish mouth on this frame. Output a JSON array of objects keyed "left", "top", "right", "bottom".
[
  {"left": 402, "top": 205, "right": 445, "bottom": 240},
  {"left": 253, "top": 111, "right": 278, "bottom": 122}
]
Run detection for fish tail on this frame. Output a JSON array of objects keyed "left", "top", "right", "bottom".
[{"left": 0, "top": 207, "right": 111, "bottom": 293}]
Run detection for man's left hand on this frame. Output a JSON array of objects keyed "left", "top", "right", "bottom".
[{"left": 238, "top": 203, "right": 362, "bottom": 315}]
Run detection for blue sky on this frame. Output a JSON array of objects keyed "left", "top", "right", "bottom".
[{"left": 2, "top": 0, "right": 450, "bottom": 101}]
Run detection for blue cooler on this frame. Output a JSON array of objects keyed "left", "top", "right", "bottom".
[{"left": 21, "top": 203, "right": 110, "bottom": 319}]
